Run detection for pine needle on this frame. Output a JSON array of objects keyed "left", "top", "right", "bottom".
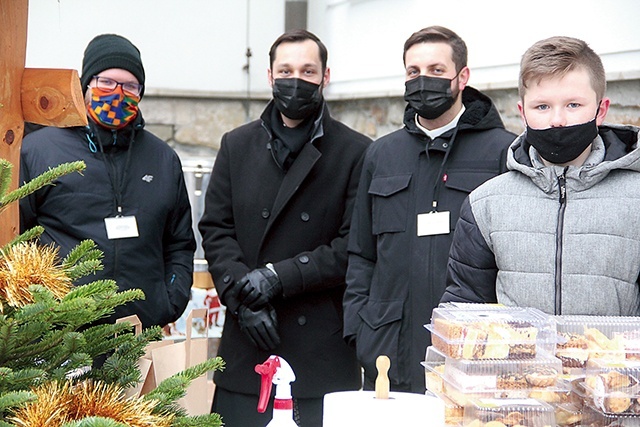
[{"left": 0, "top": 161, "right": 86, "bottom": 213}]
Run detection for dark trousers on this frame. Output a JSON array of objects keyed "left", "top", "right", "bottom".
[{"left": 212, "top": 387, "right": 323, "bottom": 427}]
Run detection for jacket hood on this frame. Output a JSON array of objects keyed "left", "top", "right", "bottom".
[
  {"left": 403, "top": 86, "right": 506, "bottom": 135},
  {"left": 507, "top": 123, "right": 640, "bottom": 193}
]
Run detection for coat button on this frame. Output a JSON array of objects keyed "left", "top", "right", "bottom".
[
  {"left": 301, "top": 212, "right": 310, "bottom": 222},
  {"left": 261, "top": 208, "right": 270, "bottom": 219},
  {"left": 223, "top": 274, "right": 231, "bottom": 284},
  {"left": 297, "top": 316, "right": 307, "bottom": 326},
  {"left": 298, "top": 255, "right": 309, "bottom": 264}
]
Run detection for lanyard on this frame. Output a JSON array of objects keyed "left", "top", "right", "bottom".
[
  {"left": 92, "top": 125, "right": 135, "bottom": 216},
  {"left": 429, "top": 126, "right": 459, "bottom": 212}
]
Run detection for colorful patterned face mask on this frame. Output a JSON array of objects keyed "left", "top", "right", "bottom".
[{"left": 88, "top": 86, "right": 140, "bottom": 129}]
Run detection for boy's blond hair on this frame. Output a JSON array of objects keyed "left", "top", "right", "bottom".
[{"left": 519, "top": 36, "right": 606, "bottom": 100}]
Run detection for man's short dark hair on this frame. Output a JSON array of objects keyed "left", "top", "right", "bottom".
[
  {"left": 269, "top": 29, "right": 328, "bottom": 72},
  {"left": 403, "top": 26, "right": 467, "bottom": 72}
]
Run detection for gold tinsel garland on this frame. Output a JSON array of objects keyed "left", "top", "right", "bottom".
[
  {"left": 0, "top": 242, "right": 72, "bottom": 311},
  {"left": 10, "top": 380, "right": 174, "bottom": 427}
]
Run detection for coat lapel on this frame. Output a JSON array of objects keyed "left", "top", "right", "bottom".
[{"left": 264, "top": 142, "right": 321, "bottom": 236}]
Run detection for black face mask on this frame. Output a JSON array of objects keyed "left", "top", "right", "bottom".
[
  {"left": 272, "top": 78, "right": 323, "bottom": 120},
  {"left": 526, "top": 116, "right": 599, "bottom": 164},
  {"left": 404, "top": 75, "right": 459, "bottom": 120}
]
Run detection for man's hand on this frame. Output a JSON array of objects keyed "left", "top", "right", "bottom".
[
  {"left": 237, "top": 267, "right": 283, "bottom": 310},
  {"left": 237, "top": 304, "right": 280, "bottom": 351}
]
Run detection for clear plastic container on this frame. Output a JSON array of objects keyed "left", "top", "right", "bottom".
[
  {"left": 554, "top": 402, "right": 582, "bottom": 427},
  {"left": 426, "top": 305, "right": 556, "bottom": 360},
  {"left": 581, "top": 401, "right": 640, "bottom": 426},
  {"left": 554, "top": 315, "right": 640, "bottom": 376},
  {"left": 582, "top": 357, "right": 640, "bottom": 416},
  {"left": 423, "top": 346, "right": 570, "bottom": 407},
  {"left": 462, "top": 397, "right": 556, "bottom": 427},
  {"left": 427, "top": 390, "right": 464, "bottom": 427},
  {"left": 423, "top": 346, "right": 446, "bottom": 395}
]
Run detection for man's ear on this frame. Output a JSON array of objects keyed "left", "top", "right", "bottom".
[
  {"left": 517, "top": 101, "right": 527, "bottom": 127},
  {"left": 457, "top": 66, "right": 470, "bottom": 90},
  {"left": 596, "top": 97, "right": 610, "bottom": 126},
  {"left": 267, "top": 68, "right": 274, "bottom": 88},
  {"left": 322, "top": 67, "right": 331, "bottom": 88}
]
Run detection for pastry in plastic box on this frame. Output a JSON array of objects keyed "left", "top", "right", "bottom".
[
  {"left": 427, "top": 390, "right": 463, "bottom": 427},
  {"left": 581, "top": 401, "right": 640, "bottom": 427},
  {"left": 554, "top": 403, "right": 582, "bottom": 427},
  {"left": 426, "top": 305, "right": 555, "bottom": 360},
  {"left": 583, "top": 358, "right": 640, "bottom": 416},
  {"left": 462, "top": 397, "right": 555, "bottom": 427},
  {"left": 423, "top": 345, "right": 570, "bottom": 407},
  {"left": 554, "top": 315, "right": 640, "bottom": 375}
]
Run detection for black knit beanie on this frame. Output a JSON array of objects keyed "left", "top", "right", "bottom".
[{"left": 80, "top": 34, "right": 146, "bottom": 97}]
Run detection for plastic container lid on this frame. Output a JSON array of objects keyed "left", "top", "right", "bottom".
[
  {"left": 423, "top": 347, "right": 569, "bottom": 407},
  {"left": 434, "top": 346, "right": 565, "bottom": 394},
  {"left": 582, "top": 357, "right": 640, "bottom": 415},
  {"left": 580, "top": 399, "right": 640, "bottom": 425},
  {"left": 554, "top": 315, "right": 640, "bottom": 376},
  {"left": 426, "top": 305, "right": 556, "bottom": 360},
  {"left": 462, "top": 397, "right": 556, "bottom": 427},
  {"left": 427, "top": 390, "right": 463, "bottom": 427}
]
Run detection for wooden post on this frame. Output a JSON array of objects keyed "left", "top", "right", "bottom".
[{"left": 0, "top": 0, "right": 87, "bottom": 246}]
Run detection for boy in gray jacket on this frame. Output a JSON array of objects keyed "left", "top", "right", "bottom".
[{"left": 441, "top": 35, "right": 640, "bottom": 316}]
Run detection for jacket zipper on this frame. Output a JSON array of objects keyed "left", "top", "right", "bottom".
[{"left": 555, "top": 169, "right": 568, "bottom": 315}]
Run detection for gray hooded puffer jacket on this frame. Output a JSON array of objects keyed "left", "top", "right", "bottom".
[{"left": 442, "top": 124, "right": 640, "bottom": 316}]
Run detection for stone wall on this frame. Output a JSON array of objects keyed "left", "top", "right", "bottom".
[{"left": 142, "top": 79, "right": 640, "bottom": 161}]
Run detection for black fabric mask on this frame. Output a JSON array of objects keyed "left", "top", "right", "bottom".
[
  {"left": 526, "top": 117, "right": 599, "bottom": 164},
  {"left": 404, "top": 75, "right": 458, "bottom": 120},
  {"left": 272, "top": 78, "right": 323, "bottom": 120}
]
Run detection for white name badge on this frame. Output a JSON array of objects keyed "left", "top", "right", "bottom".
[
  {"left": 104, "top": 216, "right": 139, "bottom": 239},
  {"left": 417, "top": 211, "right": 450, "bottom": 236}
]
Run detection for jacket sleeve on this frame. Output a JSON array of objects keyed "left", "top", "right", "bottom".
[
  {"left": 441, "top": 196, "right": 498, "bottom": 304},
  {"left": 163, "top": 155, "right": 196, "bottom": 322},
  {"left": 342, "top": 150, "right": 376, "bottom": 344},
  {"left": 198, "top": 135, "right": 251, "bottom": 308},
  {"left": 272, "top": 148, "right": 367, "bottom": 297}
]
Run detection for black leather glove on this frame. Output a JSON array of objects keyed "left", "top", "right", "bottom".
[
  {"left": 237, "top": 267, "right": 283, "bottom": 310},
  {"left": 237, "top": 304, "right": 280, "bottom": 351},
  {"left": 220, "top": 281, "right": 244, "bottom": 316}
]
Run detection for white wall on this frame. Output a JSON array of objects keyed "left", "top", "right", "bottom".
[
  {"left": 311, "top": 0, "right": 640, "bottom": 97},
  {"left": 26, "top": 0, "right": 640, "bottom": 99},
  {"left": 26, "top": 0, "right": 285, "bottom": 96}
]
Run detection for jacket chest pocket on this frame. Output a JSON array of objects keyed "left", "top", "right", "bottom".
[{"left": 369, "top": 174, "right": 412, "bottom": 235}]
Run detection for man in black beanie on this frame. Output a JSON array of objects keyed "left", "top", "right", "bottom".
[{"left": 20, "top": 34, "right": 196, "bottom": 329}]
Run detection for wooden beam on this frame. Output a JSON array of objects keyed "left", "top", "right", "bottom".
[
  {"left": 0, "top": 0, "right": 87, "bottom": 246},
  {"left": 0, "top": 0, "right": 28, "bottom": 244},
  {"left": 21, "top": 68, "right": 87, "bottom": 128}
]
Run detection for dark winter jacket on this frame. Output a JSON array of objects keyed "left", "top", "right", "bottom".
[
  {"left": 442, "top": 124, "right": 640, "bottom": 316},
  {"left": 20, "top": 114, "right": 195, "bottom": 328},
  {"left": 198, "top": 101, "right": 370, "bottom": 398},
  {"left": 343, "top": 87, "right": 515, "bottom": 393}
]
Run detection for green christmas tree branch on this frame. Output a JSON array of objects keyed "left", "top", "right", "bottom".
[
  {"left": 0, "top": 158, "right": 224, "bottom": 426},
  {"left": 0, "top": 159, "right": 85, "bottom": 214}
]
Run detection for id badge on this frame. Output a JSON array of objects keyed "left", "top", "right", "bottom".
[
  {"left": 104, "top": 216, "right": 139, "bottom": 239},
  {"left": 417, "top": 211, "right": 450, "bottom": 236}
]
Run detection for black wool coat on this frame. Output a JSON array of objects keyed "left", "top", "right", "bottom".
[{"left": 199, "top": 102, "right": 371, "bottom": 398}]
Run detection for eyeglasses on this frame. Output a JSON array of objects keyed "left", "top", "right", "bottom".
[{"left": 92, "top": 76, "right": 143, "bottom": 96}]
